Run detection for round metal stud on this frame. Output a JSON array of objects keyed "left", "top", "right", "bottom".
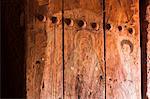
[
  {"left": 51, "top": 16, "right": 58, "bottom": 24},
  {"left": 37, "top": 14, "right": 46, "bottom": 22},
  {"left": 106, "top": 23, "right": 111, "bottom": 30},
  {"left": 91, "top": 22, "right": 99, "bottom": 30},
  {"left": 65, "top": 18, "right": 73, "bottom": 26},
  {"left": 118, "top": 26, "right": 122, "bottom": 31},
  {"left": 128, "top": 27, "right": 134, "bottom": 34},
  {"left": 77, "top": 20, "right": 86, "bottom": 28}
]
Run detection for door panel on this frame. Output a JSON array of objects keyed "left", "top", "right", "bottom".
[
  {"left": 26, "top": 0, "right": 142, "bottom": 98},
  {"left": 63, "top": 0, "right": 105, "bottom": 98},
  {"left": 105, "top": 0, "right": 141, "bottom": 98},
  {"left": 26, "top": 0, "right": 63, "bottom": 99}
]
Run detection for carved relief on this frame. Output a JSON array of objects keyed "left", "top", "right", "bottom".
[
  {"left": 121, "top": 40, "right": 134, "bottom": 54},
  {"left": 26, "top": 0, "right": 141, "bottom": 98},
  {"left": 65, "top": 31, "right": 103, "bottom": 98},
  {"left": 106, "top": 19, "right": 140, "bottom": 98},
  {"left": 63, "top": 8, "right": 104, "bottom": 98}
]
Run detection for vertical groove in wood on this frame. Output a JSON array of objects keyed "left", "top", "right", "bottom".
[
  {"left": 105, "top": 0, "right": 141, "bottom": 98},
  {"left": 63, "top": 0, "right": 105, "bottom": 98},
  {"left": 102, "top": 0, "right": 107, "bottom": 98},
  {"left": 62, "top": 0, "right": 65, "bottom": 98},
  {"left": 26, "top": 0, "right": 63, "bottom": 98}
]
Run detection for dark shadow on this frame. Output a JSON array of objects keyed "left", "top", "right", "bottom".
[
  {"left": 140, "top": 0, "right": 149, "bottom": 99},
  {"left": 1, "top": 0, "right": 26, "bottom": 98}
]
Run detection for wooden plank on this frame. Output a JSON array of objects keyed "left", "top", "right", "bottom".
[
  {"left": 105, "top": 0, "right": 141, "bottom": 98},
  {"left": 146, "top": 3, "right": 150, "bottom": 98},
  {"left": 63, "top": 0, "right": 105, "bottom": 98},
  {"left": 26, "top": 0, "right": 63, "bottom": 98}
]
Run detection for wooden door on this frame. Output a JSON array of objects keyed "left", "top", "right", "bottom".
[
  {"left": 63, "top": 0, "right": 105, "bottom": 98},
  {"left": 105, "top": 0, "right": 141, "bottom": 98},
  {"left": 26, "top": 0, "right": 141, "bottom": 99}
]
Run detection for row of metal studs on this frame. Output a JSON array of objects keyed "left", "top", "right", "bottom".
[
  {"left": 106, "top": 23, "right": 134, "bottom": 34},
  {"left": 37, "top": 14, "right": 134, "bottom": 34},
  {"left": 37, "top": 14, "right": 100, "bottom": 30}
]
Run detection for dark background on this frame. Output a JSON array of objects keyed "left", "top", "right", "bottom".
[
  {"left": 1, "top": 0, "right": 149, "bottom": 98},
  {"left": 1, "top": 0, "right": 26, "bottom": 98},
  {"left": 140, "top": 0, "right": 149, "bottom": 99}
]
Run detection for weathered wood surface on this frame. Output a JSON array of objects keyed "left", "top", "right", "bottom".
[
  {"left": 26, "top": 0, "right": 142, "bottom": 99},
  {"left": 26, "top": 0, "right": 63, "bottom": 99},
  {"left": 105, "top": 0, "right": 141, "bottom": 98},
  {"left": 147, "top": 4, "right": 150, "bottom": 99},
  {"left": 63, "top": 0, "right": 105, "bottom": 99}
]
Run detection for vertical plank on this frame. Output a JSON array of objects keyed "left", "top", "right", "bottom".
[
  {"left": 26, "top": 0, "right": 63, "bottom": 98},
  {"left": 63, "top": 0, "right": 105, "bottom": 98},
  {"left": 146, "top": 3, "right": 150, "bottom": 98},
  {"left": 105, "top": 0, "right": 141, "bottom": 98}
]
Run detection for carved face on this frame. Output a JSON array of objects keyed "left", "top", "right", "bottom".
[
  {"left": 75, "top": 31, "right": 94, "bottom": 53},
  {"left": 79, "top": 37, "right": 92, "bottom": 51}
]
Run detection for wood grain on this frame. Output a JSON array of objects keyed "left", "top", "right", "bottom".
[
  {"left": 64, "top": 0, "right": 105, "bottom": 99},
  {"left": 26, "top": 0, "right": 63, "bottom": 98},
  {"left": 26, "top": 0, "right": 142, "bottom": 98},
  {"left": 105, "top": 0, "right": 141, "bottom": 98}
]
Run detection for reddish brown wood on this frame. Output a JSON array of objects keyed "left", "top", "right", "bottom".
[
  {"left": 26, "top": 0, "right": 142, "bottom": 98},
  {"left": 105, "top": 0, "right": 141, "bottom": 98},
  {"left": 26, "top": 0, "right": 63, "bottom": 98},
  {"left": 63, "top": 0, "right": 105, "bottom": 98}
]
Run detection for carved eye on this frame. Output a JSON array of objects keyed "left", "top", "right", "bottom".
[
  {"left": 91, "top": 22, "right": 99, "bottom": 30},
  {"left": 51, "top": 16, "right": 58, "bottom": 24},
  {"left": 77, "top": 20, "right": 86, "bottom": 28}
]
